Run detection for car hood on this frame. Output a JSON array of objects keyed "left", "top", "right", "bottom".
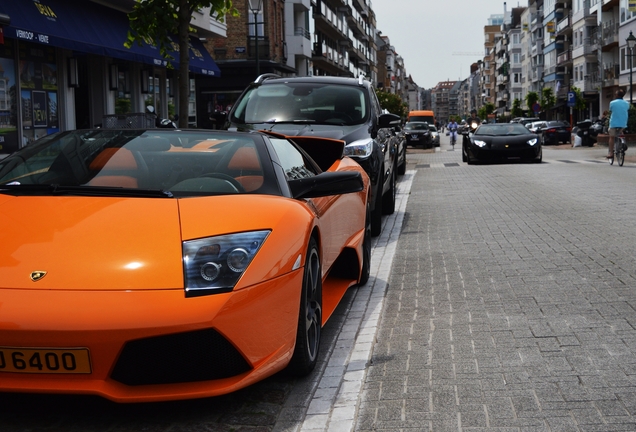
[
  {"left": 231, "top": 123, "right": 370, "bottom": 144},
  {"left": 0, "top": 195, "right": 306, "bottom": 291}
]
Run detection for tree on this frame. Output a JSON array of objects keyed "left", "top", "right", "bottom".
[
  {"left": 126, "top": 0, "right": 238, "bottom": 128},
  {"left": 525, "top": 91, "right": 539, "bottom": 116},
  {"left": 541, "top": 87, "right": 556, "bottom": 117},
  {"left": 375, "top": 89, "right": 408, "bottom": 119},
  {"left": 478, "top": 103, "right": 495, "bottom": 122},
  {"left": 511, "top": 98, "right": 525, "bottom": 118}
]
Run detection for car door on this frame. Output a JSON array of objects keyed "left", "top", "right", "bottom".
[{"left": 370, "top": 91, "right": 395, "bottom": 194}]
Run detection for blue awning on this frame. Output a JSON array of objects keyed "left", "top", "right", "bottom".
[{"left": 0, "top": 0, "right": 220, "bottom": 76}]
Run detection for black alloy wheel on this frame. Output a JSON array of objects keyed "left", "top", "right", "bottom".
[
  {"left": 358, "top": 205, "right": 372, "bottom": 286},
  {"left": 382, "top": 163, "right": 396, "bottom": 215},
  {"left": 287, "top": 237, "right": 322, "bottom": 376}
]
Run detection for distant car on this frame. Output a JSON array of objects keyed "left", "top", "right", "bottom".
[
  {"left": 429, "top": 124, "right": 440, "bottom": 147},
  {"left": 393, "top": 124, "right": 407, "bottom": 175},
  {"left": 542, "top": 120, "right": 571, "bottom": 145},
  {"left": 462, "top": 122, "right": 542, "bottom": 164},
  {"left": 403, "top": 122, "right": 432, "bottom": 148},
  {"left": 526, "top": 121, "right": 548, "bottom": 145},
  {"left": 0, "top": 128, "right": 370, "bottom": 402},
  {"left": 511, "top": 117, "right": 540, "bottom": 126}
]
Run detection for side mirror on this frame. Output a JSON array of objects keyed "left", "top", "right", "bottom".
[
  {"left": 289, "top": 171, "right": 363, "bottom": 199},
  {"left": 379, "top": 112, "right": 400, "bottom": 129}
]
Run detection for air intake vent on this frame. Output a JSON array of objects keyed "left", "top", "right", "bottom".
[{"left": 111, "top": 328, "right": 251, "bottom": 386}]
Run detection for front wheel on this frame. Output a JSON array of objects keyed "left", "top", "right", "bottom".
[
  {"left": 287, "top": 237, "right": 322, "bottom": 376},
  {"left": 618, "top": 148, "right": 625, "bottom": 166}
]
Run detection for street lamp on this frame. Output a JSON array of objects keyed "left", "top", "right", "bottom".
[
  {"left": 626, "top": 31, "right": 636, "bottom": 106},
  {"left": 248, "top": 0, "right": 264, "bottom": 77}
]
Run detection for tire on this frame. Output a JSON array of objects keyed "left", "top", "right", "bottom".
[
  {"left": 618, "top": 148, "right": 625, "bottom": 167},
  {"left": 370, "top": 189, "right": 382, "bottom": 237},
  {"left": 358, "top": 206, "right": 371, "bottom": 286},
  {"left": 397, "top": 147, "right": 406, "bottom": 175},
  {"left": 382, "top": 165, "right": 396, "bottom": 215},
  {"left": 534, "top": 148, "right": 542, "bottom": 163},
  {"left": 287, "top": 237, "right": 322, "bottom": 376}
]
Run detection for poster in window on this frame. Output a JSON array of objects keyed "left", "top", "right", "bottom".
[
  {"left": 32, "top": 91, "right": 48, "bottom": 128},
  {"left": 0, "top": 40, "right": 18, "bottom": 154}
]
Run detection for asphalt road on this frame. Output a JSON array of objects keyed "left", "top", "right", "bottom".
[{"left": 3, "top": 136, "right": 636, "bottom": 432}]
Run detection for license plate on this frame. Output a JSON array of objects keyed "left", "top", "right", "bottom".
[
  {"left": 411, "top": 136, "right": 419, "bottom": 140},
  {"left": 0, "top": 347, "right": 91, "bottom": 374}
]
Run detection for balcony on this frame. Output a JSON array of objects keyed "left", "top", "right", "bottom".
[
  {"left": 603, "top": 63, "right": 620, "bottom": 87},
  {"left": 601, "top": 22, "right": 619, "bottom": 51},
  {"left": 556, "top": 13, "right": 571, "bottom": 35},
  {"left": 557, "top": 48, "right": 572, "bottom": 66}
]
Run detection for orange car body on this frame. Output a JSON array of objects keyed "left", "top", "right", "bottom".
[{"left": 0, "top": 130, "right": 369, "bottom": 402}]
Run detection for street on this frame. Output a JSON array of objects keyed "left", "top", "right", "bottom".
[{"left": 3, "top": 135, "right": 636, "bottom": 431}]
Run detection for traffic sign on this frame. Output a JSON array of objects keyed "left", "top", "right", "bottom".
[
  {"left": 567, "top": 91, "right": 576, "bottom": 107},
  {"left": 532, "top": 102, "right": 541, "bottom": 114}
]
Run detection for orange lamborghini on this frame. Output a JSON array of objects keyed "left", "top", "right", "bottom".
[{"left": 0, "top": 128, "right": 370, "bottom": 402}]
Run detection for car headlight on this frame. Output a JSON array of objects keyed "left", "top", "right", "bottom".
[
  {"left": 344, "top": 138, "right": 373, "bottom": 158},
  {"left": 183, "top": 230, "right": 270, "bottom": 297},
  {"left": 473, "top": 139, "right": 487, "bottom": 148},
  {"left": 527, "top": 138, "right": 538, "bottom": 146}
]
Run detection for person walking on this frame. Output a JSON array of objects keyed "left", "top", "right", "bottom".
[{"left": 607, "top": 89, "right": 630, "bottom": 158}]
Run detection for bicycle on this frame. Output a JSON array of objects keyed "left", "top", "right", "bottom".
[
  {"left": 449, "top": 129, "right": 457, "bottom": 149},
  {"left": 609, "top": 132, "right": 628, "bottom": 166}
]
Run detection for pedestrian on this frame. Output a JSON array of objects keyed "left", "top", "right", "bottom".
[{"left": 607, "top": 89, "right": 630, "bottom": 158}]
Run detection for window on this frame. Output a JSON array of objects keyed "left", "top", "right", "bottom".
[{"left": 269, "top": 138, "right": 317, "bottom": 180}]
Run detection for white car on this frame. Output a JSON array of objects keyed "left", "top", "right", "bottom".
[{"left": 429, "top": 125, "right": 440, "bottom": 147}]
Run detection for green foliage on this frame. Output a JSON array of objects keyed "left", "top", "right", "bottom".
[
  {"left": 525, "top": 91, "right": 539, "bottom": 114},
  {"left": 571, "top": 86, "right": 586, "bottom": 111},
  {"left": 628, "top": 106, "right": 636, "bottom": 134},
  {"left": 375, "top": 89, "right": 407, "bottom": 119},
  {"left": 125, "top": 0, "right": 237, "bottom": 61},
  {"left": 477, "top": 103, "right": 495, "bottom": 121},
  {"left": 115, "top": 98, "right": 131, "bottom": 114},
  {"left": 125, "top": 0, "right": 238, "bottom": 127},
  {"left": 511, "top": 99, "right": 525, "bottom": 118},
  {"left": 541, "top": 87, "right": 555, "bottom": 113}
]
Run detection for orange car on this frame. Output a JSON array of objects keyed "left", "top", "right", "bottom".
[{"left": 0, "top": 129, "right": 370, "bottom": 402}]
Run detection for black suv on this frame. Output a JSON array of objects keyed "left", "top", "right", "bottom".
[{"left": 225, "top": 75, "right": 401, "bottom": 236}]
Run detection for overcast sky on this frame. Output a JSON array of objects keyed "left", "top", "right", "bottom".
[{"left": 372, "top": 0, "right": 522, "bottom": 89}]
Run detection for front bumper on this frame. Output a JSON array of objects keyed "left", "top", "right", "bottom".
[
  {"left": 0, "top": 270, "right": 302, "bottom": 402},
  {"left": 467, "top": 143, "right": 541, "bottom": 161}
]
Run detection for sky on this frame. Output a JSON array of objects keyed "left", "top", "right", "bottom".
[{"left": 372, "top": 0, "right": 522, "bottom": 89}]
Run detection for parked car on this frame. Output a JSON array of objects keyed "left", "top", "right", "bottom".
[
  {"left": 393, "top": 123, "right": 407, "bottom": 175},
  {"left": 526, "top": 121, "right": 548, "bottom": 145},
  {"left": 541, "top": 120, "right": 571, "bottom": 145},
  {"left": 462, "top": 122, "right": 542, "bottom": 164},
  {"left": 0, "top": 128, "right": 370, "bottom": 402},
  {"left": 225, "top": 75, "right": 400, "bottom": 237},
  {"left": 403, "top": 121, "right": 432, "bottom": 148},
  {"left": 429, "top": 124, "right": 440, "bottom": 147},
  {"left": 511, "top": 117, "right": 540, "bottom": 126}
]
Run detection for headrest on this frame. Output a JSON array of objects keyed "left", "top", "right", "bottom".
[
  {"left": 89, "top": 148, "right": 137, "bottom": 171},
  {"left": 228, "top": 146, "right": 261, "bottom": 171}
]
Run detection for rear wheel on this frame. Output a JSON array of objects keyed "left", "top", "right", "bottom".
[
  {"left": 287, "top": 237, "right": 322, "bottom": 376},
  {"left": 358, "top": 206, "right": 371, "bottom": 285},
  {"left": 382, "top": 165, "right": 396, "bottom": 215}
]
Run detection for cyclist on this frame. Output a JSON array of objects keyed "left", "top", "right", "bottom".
[
  {"left": 448, "top": 118, "right": 459, "bottom": 148},
  {"left": 607, "top": 89, "right": 630, "bottom": 159}
]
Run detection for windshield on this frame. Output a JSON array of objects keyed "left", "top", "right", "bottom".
[
  {"left": 0, "top": 130, "right": 279, "bottom": 197},
  {"left": 231, "top": 83, "right": 368, "bottom": 126},
  {"left": 476, "top": 124, "right": 531, "bottom": 136},
  {"left": 404, "top": 122, "right": 429, "bottom": 131}
]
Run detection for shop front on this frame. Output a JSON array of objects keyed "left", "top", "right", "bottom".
[{"left": 0, "top": 0, "right": 221, "bottom": 156}]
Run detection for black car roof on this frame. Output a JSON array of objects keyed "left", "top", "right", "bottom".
[{"left": 256, "top": 75, "right": 370, "bottom": 88}]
